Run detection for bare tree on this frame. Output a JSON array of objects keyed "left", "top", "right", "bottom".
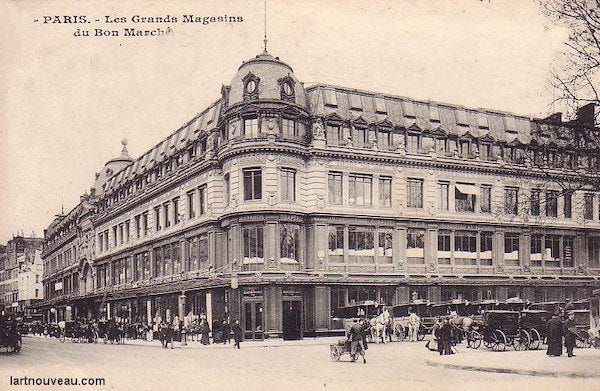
[{"left": 541, "top": 0, "right": 600, "bottom": 124}]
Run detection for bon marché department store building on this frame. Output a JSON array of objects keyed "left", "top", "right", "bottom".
[{"left": 41, "top": 50, "right": 600, "bottom": 339}]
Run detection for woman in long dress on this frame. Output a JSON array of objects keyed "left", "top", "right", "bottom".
[{"left": 200, "top": 319, "right": 211, "bottom": 345}]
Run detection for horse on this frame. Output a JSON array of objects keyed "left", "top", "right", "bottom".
[
  {"left": 370, "top": 310, "right": 391, "bottom": 344},
  {"left": 448, "top": 311, "right": 474, "bottom": 343}
]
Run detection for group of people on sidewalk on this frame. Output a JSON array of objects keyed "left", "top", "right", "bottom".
[{"left": 546, "top": 307, "right": 579, "bottom": 357}]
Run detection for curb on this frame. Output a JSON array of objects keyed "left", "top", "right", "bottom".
[{"left": 425, "top": 359, "right": 600, "bottom": 379}]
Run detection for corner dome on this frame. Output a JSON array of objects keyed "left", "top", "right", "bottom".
[
  {"left": 92, "top": 138, "right": 134, "bottom": 195},
  {"left": 227, "top": 51, "right": 307, "bottom": 108}
]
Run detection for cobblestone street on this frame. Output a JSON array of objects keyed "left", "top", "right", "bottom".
[{"left": 1, "top": 336, "right": 598, "bottom": 390}]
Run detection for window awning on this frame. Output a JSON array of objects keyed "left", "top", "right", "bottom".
[{"left": 455, "top": 183, "right": 478, "bottom": 195}]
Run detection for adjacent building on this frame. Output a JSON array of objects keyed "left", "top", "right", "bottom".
[{"left": 40, "top": 50, "right": 600, "bottom": 339}]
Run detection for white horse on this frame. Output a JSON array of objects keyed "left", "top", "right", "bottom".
[{"left": 370, "top": 310, "right": 391, "bottom": 344}]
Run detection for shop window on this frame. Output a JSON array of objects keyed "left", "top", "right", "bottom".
[
  {"left": 480, "top": 231, "right": 493, "bottom": 266},
  {"left": 531, "top": 234, "right": 543, "bottom": 267},
  {"left": 348, "top": 226, "right": 375, "bottom": 263},
  {"left": 407, "top": 229, "right": 425, "bottom": 264},
  {"left": 455, "top": 231, "right": 477, "bottom": 265},
  {"left": 328, "top": 172, "right": 343, "bottom": 205},
  {"left": 377, "top": 230, "right": 393, "bottom": 263},
  {"left": 437, "top": 230, "right": 451, "bottom": 265},
  {"left": 243, "top": 226, "right": 264, "bottom": 263},
  {"left": 545, "top": 235, "right": 560, "bottom": 267},
  {"left": 327, "top": 226, "right": 344, "bottom": 263},
  {"left": 504, "top": 233, "right": 520, "bottom": 266}
]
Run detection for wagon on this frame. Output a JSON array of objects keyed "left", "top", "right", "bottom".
[
  {"left": 335, "top": 301, "right": 383, "bottom": 341},
  {"left": 470, "top": 310, "right": 530, "bottom": 351},
  {"left": 329, "top": 339, "right": 361, "bottom": 362},
  {"left": 0, "top": 315, "right": 22, "bottom": 353},
  {"left": 571, "top": 309, "right": 594, "bottom": 348},
  {"left": 391, "top": 301, "right": 435, "bottom": 341},
  {"left": 519, "top": 309, "right": 551, "bottom": 350}
]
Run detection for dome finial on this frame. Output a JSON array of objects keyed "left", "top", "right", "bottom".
[
  {"left": 263, "top": 0, "right": 268, "bottom": 53},
  {"left": 120, "top": 137, "right": 130, "bottom": 158}
]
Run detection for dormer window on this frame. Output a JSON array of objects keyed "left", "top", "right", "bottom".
[
  {"left": 279, "top": 76, "right": 295, "bottom": 102},
  {"left": 242, "top": 72, "right": 260, "bottom": 101}
]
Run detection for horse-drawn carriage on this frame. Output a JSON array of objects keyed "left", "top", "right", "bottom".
[
  {"left": 571, "top": 309, "right": 594, "bottom": 348},
  {"left": 391, "top": 301, "right": 435, "bottom": 341},
  {"left": 0, "top": 315, "right": 22, "bottom": 353},
  {"left": 518, "top": 309, "right": 550, "bottom": 350},
  {"left": 467, "top": 310, "right": 531, "bottom": 351},
  {"left": 97, "top": 320, "right": 124, "bottom": 344}
]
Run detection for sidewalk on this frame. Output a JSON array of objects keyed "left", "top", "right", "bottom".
[
  {"left": 24, "top": 334, "right": 341, "bottom": 349},
  {"left": 426, "top": 346, "right": 600, "bottom": 378}
]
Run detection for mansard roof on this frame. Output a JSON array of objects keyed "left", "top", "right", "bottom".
[{"left": 305, "top": 84, "right": 581, "bottom": 145}]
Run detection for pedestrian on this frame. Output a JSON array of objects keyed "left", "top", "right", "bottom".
[
  {"left": 438, "top": 318, "right": 454, "bottom": 355},
  {"left": 347, "top": 321, "right": 366, "bottom": 363},
  {"left": 221, "top": 320, "right": 231, "bottom": 345},
  {"left": 232, "top": 320, "right": 243, "bottom": 349},
  {"left": 564, "top": 298, "right": 575, "bottom": 314},
  {"left": 564, "top": 312, "right": 577, "bottom": 357},
  {"left": 546, "top": 310, "right": 564, "bottom": 357},
  {"left": 199, "top": 318, "right": 211, "bottom": 345},
  {"left": 408, "top": 311, "right": 420, "bottom": 342},
  {"left": 359, "top": 318, "right": 368, "bottom": 351}
]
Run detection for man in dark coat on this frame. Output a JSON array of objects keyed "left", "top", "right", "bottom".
[
  {"left": 438, "top": 318, "right": 454, "bottom": 355},
  {"left": 359, "top": 318, "right": 368, "bottom": 351},
  {"left": 221, "top": 320, "right": 231, "bottom": 345},
  {"left": 546, "top": 311, "right": 564, "bottom": 356},
  {"left": 347, "top": 321, "right": 366, "bottom": 363},
  {"left": 564, "top": 312, "right": 577, "bottom": 357},
  {"left": 232, "top": 319, "right": 243, "bottom": 349}
]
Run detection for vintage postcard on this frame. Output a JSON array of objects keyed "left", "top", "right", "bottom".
[{"left": 0, "top": 1, "right": 599, "bottom": 390}]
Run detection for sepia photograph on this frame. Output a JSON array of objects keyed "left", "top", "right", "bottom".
[{"left": 0, "top": 0, "right": 599, "bottom": 390}]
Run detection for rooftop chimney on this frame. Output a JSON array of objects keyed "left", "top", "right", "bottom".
[{"left": 576, "top": 103, "right": 597, "bottom": 127}]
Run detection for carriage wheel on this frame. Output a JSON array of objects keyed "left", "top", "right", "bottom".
[
  {"left": 575, "top": 331, "right": 592, "bottom": 349},
  {"left": 394, "top": 324, "right": 406, "bottom": 342},
  {"left": 528, "top": 329, "right": 541, "bottom": 350},
  {"left": 492, "top": 330, "right": 507, "bottom": 352},
  {"left": 330, "top": 345, "right": 341, "bottom": 361},
  {"left": 513, "top": 329, "right": 530, "bottom": 351},
  {"left": 467, "top": 331, "right": 482, "bottom": 349}
]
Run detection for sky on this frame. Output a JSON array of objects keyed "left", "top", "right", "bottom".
[{"left": 0, "top": 0, "right": 570, "bottom": 244}]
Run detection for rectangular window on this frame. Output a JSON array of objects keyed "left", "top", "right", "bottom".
[
  {"left": 545, "top": 191, "right": 558, "bottom": 217},
  {"left": 112, "top": 226, "right": 118, "bottom": 246},
  {"left": 187, "top": 191, "right": 196, "bottom": 219},
  {"left": 280, "top": 224, "right": 300, "bottom": 262},
  {"left": 243, "top": 226, "right": 264, "bottom": 262},
  {"left": 504, "top": 233, "right": 520, "bottom": 267},
  {"left": 455, "top": 183, "right": 476, "bottom": 212},
  {"left": 481, "top": 185, "right": 491, "bottom": 213},
  {"left": 377, "top": 230, "right": 393, "bottom": 263},
  {"left": 328, "top": 172, "right": 343, "bottom": 205},
  {"left": 353, "top": 127, "right": 368, "bottom": 148},
  {"left": 545, "top": 235, "right": 560, "bottom": 267},
  {"left": 402, "top": 101, "right": 416, "bottom": 118},
  {"left": 438, "top": 182, "right": 449, "bottom": 211},
  {"left": 455, "top": 231, "right": 477, "bottom": 265},
  {"left": 198, "top": 185, "right": 207, "bottom": 215},
  {"left": 142, "top": 212, "right": 148, "bottom": 236},
  {"left": 407, "top": 179, "right": 423, "bottom": 208},
  {"left": 135, "top": 215, "right": 141, "bottom": 238},
  {"left": 243, "top": 117, "right": 259, "bottom": 138},
  {"left": 563, "top": 236, "right": 574, "bottom": 267},
  {"left": 379, "top": 176, "right": 392, "bottom": 207},
  {"left": 282, "top": 119, "right": 298, "bottom": 138},
  {"left": 349, "top": 174, "right": 372, "bottom": 206},
  {"left": 323, "top": 89, "right": 338, "bottom": 107},
  {"left": 374, "top": 97, "right": 387, "bottom": 114},
  {"left": 407, "top": 229, "right": 425, "bottom": 264},
  {"left": 429, "top": 106, "right": 440, "bottom": 122},
  {"left": 406, "top": 134, "right": 420, "bottom": 153},
  {"left": 437, "top": 230, "right": 451, "bottom": 265},
  {"left": 187, "top": 237, "right": 198, "bottom": 271},
  {"left": 584, "top": 193, "right": 594, "bottom": 220},
  {"left": 564, "top": 191, "right": 573, "bottom": 219},
  {"left": 243, "top": 167, "right": 262, "bottom": 201},
  {"left": 349, "top": 94, "right": 362, "bottom": 110},
  {"left": 378, "top": 129, "right": 392, "bottom": 150},
  {"left": 154, "top": 207, "right": 161, "bottom": 231},
  {"left": 531, "top": 234, "right": 543, "bottom": 267},
  {"left": 328, "top": 225, "right": 344, "bottom": 262},
  {"left": 198, "top": 234, "right": 209, "bottom": 266},
  {"left": 326, "top": 124, "right": 342, "bottom": 145},
  {"left": 124, "top": 220, "right": 130, "bottom": 242},
  {"left": 588, "top": 237, "right": 600, "bottom": 268},
  {"left": 505, "top": 187, "right": 519, "bottom": 215},
  {"left": 530, "top": 189, "right": 540, "bottom": 216},
  {"left": 223, "top": 174, "right": 230, "bottom": 207},
  {"left": 455, "top": 109, "right": 469, "bottom": 126},
  {"left": 348, "top": 226, "right": 375, "bottom": 263},
  {"left": 280, "top": 168, "right": 296, "bottom": 202},
  {"left": 173, "top": 197, "right": 180, "bottom": 224},
  {"left": 163, "top": 203, "right": 171, "bottom": 228}
]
